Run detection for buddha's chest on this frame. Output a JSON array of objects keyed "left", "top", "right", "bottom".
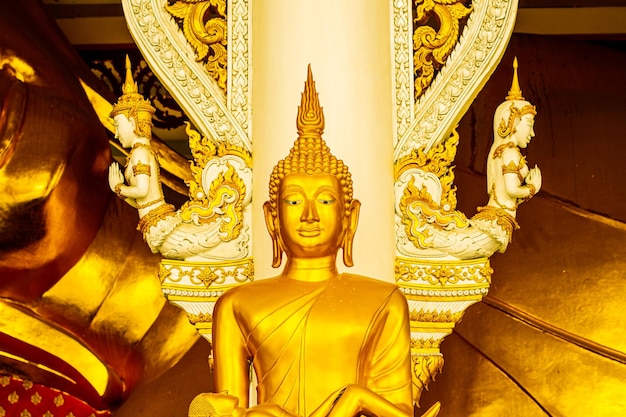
[{"left": 241, "top": 285, "right": 378, "bottom": 362}]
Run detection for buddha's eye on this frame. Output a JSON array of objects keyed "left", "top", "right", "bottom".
[
  {"left": 283, "top": 199, "right": 302, "bottom": 206},
  {"left": 318, "top": 199, "right": 335, "bottom": 205}
]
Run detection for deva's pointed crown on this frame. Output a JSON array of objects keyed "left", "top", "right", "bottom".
[
  {"left": 497, "top": 57, "right": 537, "bottom": 138},
  {"left": 268, "top": 65, "right": 353, "bottom": 217},
  {"left": 110, "top": 55, "right": 156, "bottom": 137}
]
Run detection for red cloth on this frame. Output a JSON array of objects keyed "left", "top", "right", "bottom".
[{"left": 0, "top": 375, "right": 110, "bottom": 417}]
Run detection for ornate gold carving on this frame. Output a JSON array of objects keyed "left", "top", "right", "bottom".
[
  {"left": 109, "top": 55, "right": 156, "bottom": 123},
  {"left": 178, "top": 123, "right": 250, "bottom": 243},
  {"left": 228, "top": 0, "right": 251, "bottom": 131},
  {"left": 182, "top": 163, "right": 246, "bottom": 240},
  {"left": 159, "top": 258, "right": 254, "bottom": 287},
  {"left": 136, "top": 203, "right": 177, "bottom": 234},
  {"left": 399, "top": 177, "right": 469, "bottom": 248},
  {"left": 165, "top": 0, "right": 228, "bottom": 92},
  {"left": 411, "top": 338, "right": 443, "bottom": 350},
  {"left": 411, "top": 353, "right": 444, "bottom": 403},
  {"left": 413, "top": 0, "right": 472, "bottom": 99},
  {"left": 472, "top": 205, "right": 519, "bottom": 238},
  {"left": 188, "top": 312, "right": 213, "bottom": 324},
  {"left": 394, "top": 0, "right": 520, "bottom": 157},
  {"left": 132, "top": 161, "right": 151, "bottom": 176},
  {"left": 396, "top": 131, "right": 469, "bottom": 248},
  {"left": 409, "top": 309, "right": 465, "bottom": 323},
  {"left": 159, "top": 263, "right": 172, "bottom": 283},
  {"left": 396, "top": 257, "right": 492, "bottom": 286},
  {"left": 396, "top": 130, "right": 461, "bottom": 210},
  {"left": 497, "top": 102, "right": 537, "bottom": 138},
  {"left": 186, "top": 122, "right": 252, "bottom": 171},
  {"left": 392, "top": 0, "right": 414, "bottom": 141},
  {"left": 135, "top": 197, "right": 164, "bottom": 209}
]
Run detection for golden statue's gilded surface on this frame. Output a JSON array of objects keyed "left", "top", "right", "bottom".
[
  {"left": 0, "top": 1, "right": 198, "bottom": 411},
  {"left": 190, "top": 67, "right": 428, "bottom": 417}
]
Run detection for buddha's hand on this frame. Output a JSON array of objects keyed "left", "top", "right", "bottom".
[
  {"left": 525, "top": 165, "right": 542, "bottom": 193},
  {"left": 108, "top": 162, "right": 125, "bottom": 192}
]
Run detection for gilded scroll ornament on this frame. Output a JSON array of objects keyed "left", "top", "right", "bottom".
[
  {"left": 396, "top": 131, "right": 473, "bottom": 255},
  {"left": 413, "top": 0, "right": 472, "bottom": 99},
  {"left": 165, "top": 0, "right": 228, "bottom": 92},
  {"left": 393, "top": 0, "right": 519, "bottom": 155}
]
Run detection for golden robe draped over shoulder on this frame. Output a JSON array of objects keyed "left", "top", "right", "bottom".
[{"left": 213, "top": 274, "right": 413, "bottom": 416}]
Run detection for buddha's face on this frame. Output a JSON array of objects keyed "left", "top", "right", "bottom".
[
  {"left": 513, "top": 114, "right": 535, "bottom": 148},
  {"left": 277, "top": 173, "right": 347, "bottom": 259},
  {"left": 113, "top": 113, "right": 136, "bottom": 148}
]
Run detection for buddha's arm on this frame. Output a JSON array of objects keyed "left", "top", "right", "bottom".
[
  {"left": 323, "top": 384, "right": 411, "bottom": 417},
  {"left": 213, "top": 291, "right": 251, "bottom": 406},
  {"left": 357, "top": 289, "right": 413, "bottom": 415}
]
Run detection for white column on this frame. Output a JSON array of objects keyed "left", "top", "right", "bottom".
[{"left": 252, "top": 0, "right": 395, "bottom": 282}]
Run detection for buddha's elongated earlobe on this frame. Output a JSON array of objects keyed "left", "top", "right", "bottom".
[
  {"left": 342, "top": 200, "right": 361, "bottom": 267},
  {"left": 264, "top": 201, "right": 284, "bottom": 268}
]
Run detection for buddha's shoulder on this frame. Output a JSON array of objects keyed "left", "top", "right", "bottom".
[
  {"left": 338, "top": 273, "right": 399, "bottom": 293},
  {"left": 218, "top": 276, "right": 282, "bottom": 300}
]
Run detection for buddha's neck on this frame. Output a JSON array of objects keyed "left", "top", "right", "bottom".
[{"left": 282, "top": 256, "right": 339, "bottom": 282}]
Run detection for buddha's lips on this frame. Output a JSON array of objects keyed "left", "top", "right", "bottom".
[{"left": 297, "top": 226, "right": 321, "bottom": 237}]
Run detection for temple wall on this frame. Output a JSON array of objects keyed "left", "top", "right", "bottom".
[{"left": 420, "top": 34, "right": 626, "bottom": 416}]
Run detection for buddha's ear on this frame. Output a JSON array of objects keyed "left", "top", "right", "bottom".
[
  {"left": 342, "top": 199, "right": 361, "bottom": 267},
  {"left": 263, "top": 201, "right": 284, "bottom": 268}
]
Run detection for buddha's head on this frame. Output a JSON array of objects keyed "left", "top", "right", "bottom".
[
  {"left": 494, "top": 58, "right": 536, "bottom": 148},
  {"left": 109, "top": 55, "right": 155, "bottom": 146},
  {"left": 264, "top": 66, "right": 360, "bottom": 268}
]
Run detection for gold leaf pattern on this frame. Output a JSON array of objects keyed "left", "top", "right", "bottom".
[
  {"left": 411, "top": 353, "right": 444, "bottom": 403},
  {"left": 165, "top": 0, "right": 228, "bottom": 92},
  {"left": 413, "top": 0, "right": 472, "bottom": 99}
]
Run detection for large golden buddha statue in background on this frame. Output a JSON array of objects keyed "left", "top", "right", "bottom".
[{"left": 189, "top": 69, "right": 439, "bottom": 417}]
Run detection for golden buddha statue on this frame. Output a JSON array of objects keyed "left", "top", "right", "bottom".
[{"left": 189, "top": 68, "right": 439, "bottom": 417}]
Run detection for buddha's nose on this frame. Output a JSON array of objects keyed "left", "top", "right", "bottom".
[{"left": 301, "top": 200, "right": 319, "bottom": 222}]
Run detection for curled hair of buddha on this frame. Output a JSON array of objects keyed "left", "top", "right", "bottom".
[
  {"left": 110, "top": 55, "right": 155, "bottom": 138},
  {"left": 497, "top": 57, "right": 536, "bottom": 138},
  {"left": 268, "top": 65, "right": 354, "bottom": 218}
]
